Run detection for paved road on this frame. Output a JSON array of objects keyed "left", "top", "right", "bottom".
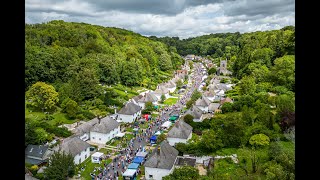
[{"left": 91, "top": 63, "right": 205, "bottom": 180}]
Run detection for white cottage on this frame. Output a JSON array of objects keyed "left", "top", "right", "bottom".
[
  {"left": 72, "top": 118, "right": 99, "bottom": 141},
  {"left": 185, "top": 106, "right": 204, "bottom": 122},
  {"left": 117, "top": 102, "right": 142, "bottom": 123},
  {"left": 167, "top": 120, "right": 193, "bottom": 146},
  {"left": 90, "top": 117, "right": 120, "bottom": 144},
  {"left": 152, "top": 85, "right": 170, "bottom": 100},
  {"left": 60, "top": 137, "right": 90, "bottom": 165},
  {"left": 203, "top": 90, "right": 216, "bottom": 102},
  {"left": 165, "top": 80, "right": 176, "bottom": 93},
  {"left": 144, "top": 141, "right": 179, "bottom": 180},
  {"left": 137, "top": 93, "right": 158, "bottom": 109},
  {"left": 194, "top": 96, "right": 211, "bottom": 113},
  {"left": 131, "top": 94, "right": 144, "bottom": 105}
]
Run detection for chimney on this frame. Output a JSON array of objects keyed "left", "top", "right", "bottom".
[
  {"left": 97, "top": 116, "right": 101, "bottom": 124},
  {"left": 115, "top": 108, "right": 117, "bottom": 114}
]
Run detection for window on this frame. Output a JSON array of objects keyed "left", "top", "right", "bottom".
[
  {"left": 99, "top": 138, "right": 101, "bottom": 141},
  {"left": 79, "top": 158, "right": 81, "bottom": 164},
  {"left": 85, "top": 155, "right": 87, "bottom": 159},
  {"left": 92, "top": 137, "right": 95, "bottom": 139},
  {"left": 149, "top": 175, "right": 153, "bottom": 178}
]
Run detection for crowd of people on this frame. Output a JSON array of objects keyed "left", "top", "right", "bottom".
[{"left": 91, "top": 63, "right": 203, "bottom": 180}]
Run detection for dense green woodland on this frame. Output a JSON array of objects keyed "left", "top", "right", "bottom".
[
  {"left": 25, "top": 21, "right": 295, "bottom": 180},
  {"left": 151, "top": 26, "right": 295, "bottom": 179},
  {"left": 150, "top": 26, "right": 294, "bottom": 85}
]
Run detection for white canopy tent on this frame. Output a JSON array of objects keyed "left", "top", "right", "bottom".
[
  {"left": 161, "top": 121, "right": 172, "bottom": 129},
  {"left": 91, "top": 152, "right": 104, "bottom": 163},
  {"left": 136, "top": 151, "right": 148, "bottom": 158},
  {"left": 115, "top": 132, "right": 125, "bottom": 138},
  {"left": 122, "top": 169, "right": 137, "bottom": 177},
  {"left": 154, "top": 131, "right": 161, "bottom": 135}
]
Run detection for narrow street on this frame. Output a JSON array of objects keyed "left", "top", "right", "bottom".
[{"left": 93, "top": 63, "right": 204, "bottom": 180}]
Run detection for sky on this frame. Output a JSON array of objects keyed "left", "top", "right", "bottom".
[{"left": 25, "top": 0, "right": 295, "bottom": 39}]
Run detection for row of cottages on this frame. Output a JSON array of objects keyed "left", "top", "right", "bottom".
[
  {"left": 167, "top": 120, "right": 193, "bottom": 146},
  {"left": 144, "top": 141, "right": 179, "bottom": 180},
  {"left": 117, "top": 102, "right": 142, "bottom": 123},
  {"left": 137, "top": 93, "right": 158, "bottom": 109},
  {"left": 73, "top": 116, "right": 120, "bottom": 144},
  {"left": 60, "top": 136, "right": 91, "bottom": 165}
]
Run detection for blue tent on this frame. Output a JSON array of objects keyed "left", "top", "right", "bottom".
[
  {"left": 133, "top": 156, "right": 144, "bottom": 164},
  {"left": 128, "top": 163, "right": 139, "bottom": 170},
  {"left": 150, "top": 135, "right": 157, "bottom": 144}
]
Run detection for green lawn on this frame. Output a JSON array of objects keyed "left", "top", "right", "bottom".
[
  {"left": 79, "top": 157, "right": 112, "bottom": 180},
  {"left": 99, "top": 148, "right": 112, "bottom": 155},
  {"left": 25, "top": 107, "right": 76, "bottom": 125},
  {"left": 163, "top": 98, "right": 178, "bottom": 105}
]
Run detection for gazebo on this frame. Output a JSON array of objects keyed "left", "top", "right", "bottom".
[
  {"left": 91, "top": 152, "right": 104, "bottom": 163},
  {"left": 133, "top": 156, "right": 144, "bottom": 165},
  {"left": 122, "top": 169, "right": 137, "bottom": 180},
  {"left": 128, "top": 163, "right": 139, "bottom": 170},
  {"left": 136, "top": 151, "right": 148, "bottom": 158}
]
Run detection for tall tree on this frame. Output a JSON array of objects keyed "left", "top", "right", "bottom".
[
  {"left": 44, "top": 151, "right": 76, "bottom": 180},
  {"left": 26, "top": 82, "right": 59, "bottom": 112}
]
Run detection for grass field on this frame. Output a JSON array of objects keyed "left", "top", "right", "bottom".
[
  {"left": 79, "top": 157, "right": 112, "bottom": 180},
  {"left": 163, "top": 98, "right": 178, "bottom": 105},
  {"left": 25, "top": 107, "right": 77, "bottom": 125}
]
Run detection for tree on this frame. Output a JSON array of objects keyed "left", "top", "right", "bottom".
[
  {"left": 159, "top": 53, "right": 173, "bottom": 71},
  {"left": 157, "top": 133, "right": 166, "bottom": 144},
  {"left": 35, "top": 127, "right": 53, "bottom": 144},
  {"left": 160, "top": 94, "right": 166, "bottom": 103},
  {"left": 183, "top": 114, "right": 194, "bottom": 124},
  {"left": 144, "top": 102, "right": 154, "bottom": 114},
  {"left": 221, "top": 102, "right": 233, "bottom": 113},
  {"left": 64, "top": 99, "right": 79, "bottom": 119},
  {"left": 239, "top": 76, "right": 256, "bottom": 95},
  {"left": 176, "top": 80, "right": 183, "bottom": 89},
  {"left": 163, "top": 166, "right": 199, "bottom": 180},
  {"left": 249, "top": 133, "right": 270, "bottom": 173},
  {"left": 44, "top": 151, "right": 76, "bottom": 180},
  {"left": 208, "top": 67, "right": 216, "bottom": 75},
  {"left": 26, "top": 82, "right": 59, "bottom": 112},
  {"left": 186, "top": 100, "right": 193, "bottom": 109},
  {"left": 199, "top": 129, "right": 223, "bottom": 153},
  {"left": 270, "top": 55, "right": 295, "bottom": 91}
]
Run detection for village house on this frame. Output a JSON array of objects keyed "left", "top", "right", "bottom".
[
  {"left": 137, "top": 93, "right": 158, "bottom": 109},
  {"left": 165, "top": 80, "right": 177, "bottom": 93},
  {"left": 117, "top": 102, "right": 142, "bottom": 123},
  {"left": 131, "top": 94, "right": 144, "bottom": 105},
  {"left": 144, "top": 141, "right": 179, "bottom": 180},
  {"left": 203, "top": 90, "right": 216, "bottom": 102},
  {"left": 220, "top": 97, "right": 234, "bottom": 105},
  {"left": 167, "top": 120, "right": 193, "bottom": 146},
  {"left": 73, "top": 118, "right": 99, "bottom": 141},
  {"left": 194, "top": 96, "right": 211, "bottom": 113},
  {"left": 25, "top": 145, "right": 54, "bottom": 166},
  {"left": 185, "top": 106, "right": 205, "bottom": 122},
  {"left": 185, "top": 54, "right": 195, "bottom": 60},
  {"left": 208, "top": 103, "right": 221, "bottom": 113},
  {"left": 89, "top": 116, "right": 120, "bottom": 144},
  {"left": 60, "top": 136, "right": 90, "bottom": 165},
  {"left": 151, "top": 85, "right": 170, "bottom": 100}
]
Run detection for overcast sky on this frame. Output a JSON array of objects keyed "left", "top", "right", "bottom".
[{"left": 25, "top": 0, "right": 295, "bottom": 39}]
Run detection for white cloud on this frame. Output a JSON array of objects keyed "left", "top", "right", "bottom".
[{"left": 25, "top": 0, "right": 295, "bottom": 39}]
